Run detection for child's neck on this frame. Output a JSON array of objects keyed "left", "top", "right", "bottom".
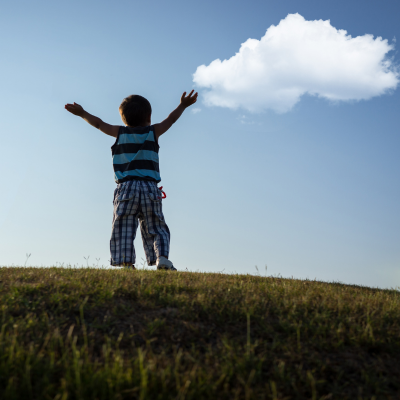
[{"left": 127, "top": 119, "right": 151, "bottom": 128}]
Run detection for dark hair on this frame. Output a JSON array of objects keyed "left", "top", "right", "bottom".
[{"left": 119, "top": 95, "right": 152, "bottom": 126}]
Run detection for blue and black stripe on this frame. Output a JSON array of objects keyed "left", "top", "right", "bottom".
[{"left": 111, "top": 125, "right": 161, "bottom": 183}]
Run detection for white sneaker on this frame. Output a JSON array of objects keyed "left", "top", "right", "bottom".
[
  {"left": 157, "top": 256, "right": 177, "bottom": 271},
  {"left": 115, "top": 264, "right": 136, "bottom": 270}
]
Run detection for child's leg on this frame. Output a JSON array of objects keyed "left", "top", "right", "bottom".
[
  {"left": 110, "top": 215, "right": 139, "bottom": 265},
  {"left": 110, "top": 181, "right": 140, "bottom": 266},
  {"left": 138, "top": 213, "right": 157, "bottom": 266},
  {"left": 139, "top": 182, "right": 171, "bottom": 262}
]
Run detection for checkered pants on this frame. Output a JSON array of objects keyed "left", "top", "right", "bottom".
[{"left": 110, "top": 180, "right": 170, "bottom": 266}]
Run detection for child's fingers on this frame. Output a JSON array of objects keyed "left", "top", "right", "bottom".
[
  {"left": 65, "top": 103, "right": 83, "bottom": 115},
  {"left": 181, "top": 90, "right": 198, "bottom": 105}
]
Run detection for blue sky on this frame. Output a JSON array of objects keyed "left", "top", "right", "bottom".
[{"left": 0, "top": 0, "right": 399, "bottom": 288}]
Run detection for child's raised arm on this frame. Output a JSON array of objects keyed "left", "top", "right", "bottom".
[
  {"left": 153, "top": 90, "right": 198, "bottom": 139},
  {"left": 65, "top": 102, "right": 120, "bottom": 138}
]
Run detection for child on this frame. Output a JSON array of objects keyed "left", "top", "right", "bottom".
[{"left": 65, "top": 90, "right": 198, "bottom": 270}]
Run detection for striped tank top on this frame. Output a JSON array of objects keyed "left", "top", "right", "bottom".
[{"left": 111, "top": 125, "right": 161, "bottom": 183}]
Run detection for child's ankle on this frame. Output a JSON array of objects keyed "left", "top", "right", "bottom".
[{"left": 122, "top": 262, "right": 135, "bottom": 268}]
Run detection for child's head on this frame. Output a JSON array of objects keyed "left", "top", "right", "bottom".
[{"left": 119, "top": 95, "right": 152, "bottom": 127}]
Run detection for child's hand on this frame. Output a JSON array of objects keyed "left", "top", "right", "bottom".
[
  {"left": 65, "top": 102, "right": 85, "bottom": 117},
  {"left": 180, "top": 90, "right": 198, "bottom": 108}
]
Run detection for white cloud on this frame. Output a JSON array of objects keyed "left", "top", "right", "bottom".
[
  {"left": 191, "top": 107, "right": 201, "bottom": 114},
  {"left": 193, "top": 13, "right": 399, "bottom": 113}
]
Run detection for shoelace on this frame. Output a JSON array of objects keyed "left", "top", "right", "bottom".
[{"left": 158, "top": 186, "right": 167, "bottom": 199}]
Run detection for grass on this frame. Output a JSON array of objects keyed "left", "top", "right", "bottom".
[{"left": 0, "top": 267, "right": 399, "bottom": 400}]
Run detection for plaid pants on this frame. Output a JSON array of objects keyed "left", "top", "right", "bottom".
[{"left": 110, "top": 180, "right": 170, "bottom": 266}]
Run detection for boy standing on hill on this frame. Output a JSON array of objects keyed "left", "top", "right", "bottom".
[{"left": 65, "top": 90, "right": 198, "bottom": 271}]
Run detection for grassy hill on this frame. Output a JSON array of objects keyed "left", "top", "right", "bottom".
[{"left": 0, "top": 267, "right": 399, "bottom": 400}]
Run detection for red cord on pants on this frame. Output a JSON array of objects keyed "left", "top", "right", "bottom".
[{"left": 158, "top": 186, "right": 167, "bottom": 199}]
